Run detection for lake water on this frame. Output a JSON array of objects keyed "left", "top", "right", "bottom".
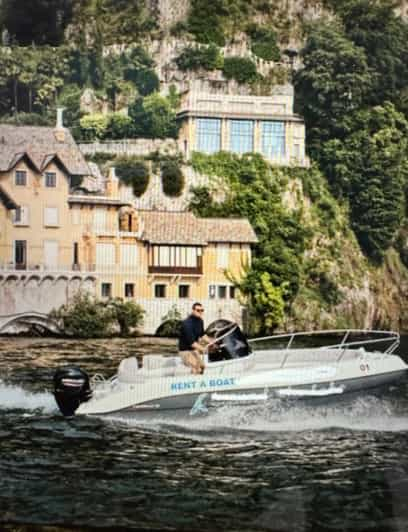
[{"left": 1, "top": 335, "right": 408, "bottom": 532}]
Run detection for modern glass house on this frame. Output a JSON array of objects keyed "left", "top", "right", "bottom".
[{"left": 177, "top": 85, "right": 309, "bottom": 166}]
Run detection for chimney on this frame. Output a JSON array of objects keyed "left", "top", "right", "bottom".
[
  {"left": 54, "top": 107, "right": 66, "bottom": 142},
  {"left": 56, "top": 107, "right": 65, "bottom": 129},
  {"left": 106, "top": 167, "right": 119, "bottom": 198}
]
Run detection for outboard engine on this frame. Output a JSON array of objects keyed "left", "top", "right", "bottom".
[
  {"left": 53, "top": 366, "right": 92, "bottom": 417},
  {"left": 205, "top": 320, "right": 252, "bottom": 362}
]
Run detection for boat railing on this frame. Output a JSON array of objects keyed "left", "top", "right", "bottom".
[{"left": 248, "top": 329, "right": 400, "bottom": 368}]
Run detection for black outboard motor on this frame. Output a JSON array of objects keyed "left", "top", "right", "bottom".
[
  {"left": 53, "top": 366, "right": 92, "bottom": 417},
  {"left": 205, "top": 320, "right": 252, "bottom": 362}
]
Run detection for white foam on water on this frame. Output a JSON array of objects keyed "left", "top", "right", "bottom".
[
  {"left": 112, "top": 395, "right": 408, "bottom": 435},
  {"left": 0, "top": 380, "right": 56, "bottom": 413}
]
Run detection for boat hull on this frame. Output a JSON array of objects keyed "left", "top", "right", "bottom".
[{"left": 81, "top": 368, "right": 407, "bottom": 418}]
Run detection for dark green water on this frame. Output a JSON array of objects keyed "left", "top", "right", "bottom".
[{"left": 1, "top": 337, "right": 408, "bottom": 532}]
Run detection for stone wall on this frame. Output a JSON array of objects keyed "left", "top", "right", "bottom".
[{"left": 79, "top": 138, "right": 179, "bottom": 158}]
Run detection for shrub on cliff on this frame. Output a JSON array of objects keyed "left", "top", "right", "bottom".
[
  {"left": 115, "top": 156, "right": 150, "bottom": 197},
  {"left": 161, "top": 160, "right": 185, "bottom": 197},
  {"left": 176, "top": 44, "right": 224, "bottom": 71},
  {"left": 222, "top": 56, "right": 259, "bottom": 84},
  {"left": 247, "top": 25, "right": 281, "bottom": 62}
]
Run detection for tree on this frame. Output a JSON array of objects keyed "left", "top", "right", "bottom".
[
  {"left": 331, "top": 0, "right": 408, "bottom": 107},
  {"left": 294, "top": 21, "right": 372, "bottom": 153},
  {"left": 130, "top": 93, "right": 179, "bottom": 139},
  {"left": 320, "top": 103, "right": 408, "bottom": 261},
  {"left": 108, "top": 298, "right": 145, "bottom": 336},
  {"left": 50, "top": 292, "right": 115, "bottom": 338}
]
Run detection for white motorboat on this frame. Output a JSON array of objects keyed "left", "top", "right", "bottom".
[{"left": 53, "top": 321, "right": 408, "bottom": 417}]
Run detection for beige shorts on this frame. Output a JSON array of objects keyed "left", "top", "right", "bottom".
[{"left": 179, "top": 350, "right": 205, "bottom": 374}]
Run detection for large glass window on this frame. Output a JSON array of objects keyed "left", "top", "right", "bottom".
[
  {"left": 230, "top": 120, "right": 254, "bottom": 154},
  {"left": 261, "top": 121, "right": 286, "bottom": 159},
  {"left": 196, "top": 118, "right": 221, "bottom": 153}
]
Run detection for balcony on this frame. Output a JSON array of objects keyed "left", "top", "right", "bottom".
[{"left": 148, "top": 265, "right": 203, "bottom": 275}]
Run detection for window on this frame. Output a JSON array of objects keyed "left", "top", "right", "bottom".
[
  {"left": 15, "top": 170, "right": 27, "bottom": 186},
  {"left": 15, "top": 240, "right": 26, "bottom": 269},
  {"left": 44, "top": 240, "right": 59, "bottom": 269},
  {"left": 230, "top": 120, "right": 254, "bottom": 154},
  {"left": 45, "top": 172, "right": 57, "bottom": 187},
  {"left": 120, "top": 244, "right": 137, "bottom": 269},
  {"left": 154, "top": 284, "right": 166, "bottom": 298},
  {"left": 179, "top": 284, "right": 190, "bottom": 298},
  {"left": 196, "top": 118, "right": 221, "bottom": 153},
  {"left": 44, "top": 207, "right": 59, "bottom": 226},
  {"left": 209, "top": 285, "right": 216, "bottom": 299},
  {"left": 93, "top": 208, "right": 107, "bottom": 231},
  {"left": 125, "top": 283, "right": 134, "bottom": 298},
  {"left": 150, "top": 246, "right": 202, "bottom": 269},
  {"left": 229, "top": 286, "right": 236, "bottom": 299},
  {"left": 73, "top": 242, "right": 79, "bottom": 267},
  {"left": 14, "top": 207, "right": 21, "bottom": 223},
  {"left": 101, "top": 283, "right": 112, "bottom": 298},
  {"left": 217, "top": 244, "right": 229, "bottom": 269},
  {"left": 96, "top": 243, "right": 115, "bottom": 268},
  {"left": 13, "top": 206, "right": 29, "bottom": 225},
  {"left": 218, "top": 286, "right": 227, "bottom": 299},
  {"left": 261, "top": 121, "right": 285, "bottom": 159}
]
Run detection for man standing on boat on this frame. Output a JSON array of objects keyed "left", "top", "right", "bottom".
[{"left": 179, "top": 303, "right": 207, "bottom": 374}]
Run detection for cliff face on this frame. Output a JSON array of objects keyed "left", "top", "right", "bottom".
[{"left": 64, "top": 1, "right": 408, "bottom": 332}]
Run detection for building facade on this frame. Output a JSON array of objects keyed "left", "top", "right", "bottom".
[
  {"left": 177, "top": 85, "right": 309, "bottom": 166},
  {"left": 0, "top": 123, "right": 257, "bottom": 334}
]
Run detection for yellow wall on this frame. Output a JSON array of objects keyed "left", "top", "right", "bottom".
[{"left": 0, "top": 160, "right": 74, "bottom": 269}]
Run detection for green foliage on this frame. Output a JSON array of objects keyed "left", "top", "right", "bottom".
[
  {"left": 161, "top": 160, "right": 185, "bottom": 197},
  {"left": 2, "top": 112, "right": 53, "bottom": 126},
  {"left": 115, "top": 156, "right": 150, "bottom": 197},
  {"left": 330, "top": 0, "right": 408, "bottom": 107},
  {"left": 319, "top": 103, "right": 408, "bottom": 261},
  {"left": 247, "top": 25, "right": 281, "bottom": 61},
  {"left": 50, "top": 292, "right": 114, "bottom": 338},
  {"left": 156, "top": 306, "right": 183, "bottom": 337},
  {"left": 190, "top": 151, "right": 307, "bottom": 331},
  {"left": 107, "top": 298, "right": 145, "bottom": 336},
  {"left": 79, "top": 113, "right": 109, "bottom": 140},
  {"left": 186, "top": 0, "right": 227, "bottom": 46},
  {"left": 294, "top": 21, "right": 372, "bottom": 150},
  {"left": 130, "top": 93, "right": 179, "bottom": 139},
  {"left": 105, "top": 113, "right": 134, "bottom": 139},
  {"left": 222, "top": 56, "right": 259, "bottom": 84},
  {"left": 242, "top": 272, "right": 287, "bottom": 334},
  {"left": 57, "top": 84, "right": 82, "bottom": 138},
  {"left": 176, "top": 45, "right": 224, "bottom": 71}
]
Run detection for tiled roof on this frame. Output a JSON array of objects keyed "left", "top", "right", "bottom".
[
  {"left": 0, "top": 184, "right": 18, "bottom": 209},
  {"left": 68, "top": 195, "right": 131, "bottom": 207},
  {"left": 0, "top": 124, "right": 90, "bottom": 176},
  {"left": 202, "top": 218, "right": 258, "bottom": 243},
  {"left": 140, "top": 211, "right": 257, "bottom": 245}
]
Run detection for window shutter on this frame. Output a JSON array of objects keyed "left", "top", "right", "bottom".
[{"left": 44, "top": 207, "right": 58, "bottom": 226}]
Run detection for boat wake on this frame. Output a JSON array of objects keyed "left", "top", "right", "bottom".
[
  {"left": 0, "top": 380, "right": 56, "bottom": 413},
  {"left": 112, "top": 394, "right": 408, "bottom": 436}
]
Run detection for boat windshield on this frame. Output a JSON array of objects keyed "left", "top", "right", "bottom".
[{"left": 205, "top": 320, "right": 252, "bottom": 362}]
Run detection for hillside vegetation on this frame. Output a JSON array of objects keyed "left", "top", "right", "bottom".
[{"left": 1, "top": 0, "right": 408, "bottom": 331}]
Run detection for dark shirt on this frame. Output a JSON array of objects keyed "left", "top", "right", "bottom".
[{"left": 179, "top": 315, "right": 204, "bottom": 351}]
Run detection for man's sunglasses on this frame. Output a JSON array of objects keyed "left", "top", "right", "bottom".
[{"left": 194, "top": 308, "right": 204, "bottom": 313}]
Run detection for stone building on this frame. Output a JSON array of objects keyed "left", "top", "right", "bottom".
[
  {"left": 0, "top": 122, "right": 257, "bottom": 334},
  {"left": 177, "top": 85, "right": 309, "bottom": 166}
]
